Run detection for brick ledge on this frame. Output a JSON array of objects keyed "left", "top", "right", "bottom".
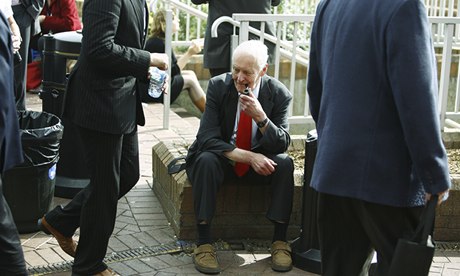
[
  {"left": 151, "top": 140, "right": 303, "bottom": 240},
  {"left": 151, "top": 139, "right": 460, "bottom": 242}
]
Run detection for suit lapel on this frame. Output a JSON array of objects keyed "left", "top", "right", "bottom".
[
  {"left": 223, "top": 79, "right": 239, "bottom": 141},
  {"left": 258, "top": 76, "right": 272, "bottom": 112},
  {"left": 228, "top": 84, "right": 239, "bottom": 120}
]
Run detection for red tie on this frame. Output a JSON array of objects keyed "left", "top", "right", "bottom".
[{"left": 234, "top": 110, "right": 252, "bottom": 177}]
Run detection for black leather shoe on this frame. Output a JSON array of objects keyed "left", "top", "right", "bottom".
[{"left": 38, "top": 217, "right": 77, "bottom": 257}]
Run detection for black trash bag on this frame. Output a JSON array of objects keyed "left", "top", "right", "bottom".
[
  {"left": 2, "top": 110, "right": 64, "bottom": 233},
  {"left": 16, "top": 110, "right": 64, "bottom": 167}
]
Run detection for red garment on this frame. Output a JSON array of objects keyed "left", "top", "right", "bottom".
[
  {"left": 26, "top": 61, "right": 42, "bottom": 91},
  {"left": 40, "top": 0, "right": 82, "bottom": 34}
]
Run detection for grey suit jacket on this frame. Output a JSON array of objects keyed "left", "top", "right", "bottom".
[
  {"left": 12, "top": 0, "right": 44, "bottom": 35},
  {"left": 191, "top": 0, "right": 281, "bottom": 69},
  {"left": 64, "top": 0, "right": 151, "bottom": 134},
  {"left": 186, "top": 74, "right": 291, "bottom": 164},
  {"left": 307, "top": 0, "right": 451, "bottom": 207}
]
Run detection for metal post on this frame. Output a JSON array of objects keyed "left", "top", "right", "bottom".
[
  {"left": 41, "top": 31, "right": 89, "bottom": 198},
  {"left": 438, "top": 23, "right": 454, "bottom": 130},
  {"left": 163, "top": 7, "right": 173, "bottom": 129},
  {"left": 291, "top": 129, "right": 321, "bottom": 274}
]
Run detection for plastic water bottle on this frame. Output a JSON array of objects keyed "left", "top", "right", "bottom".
[{"left": 148, "top": 67, "right": 167, "bottom": 98}]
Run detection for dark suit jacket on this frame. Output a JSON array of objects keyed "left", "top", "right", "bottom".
[
  {"left": 191, "top": 0, "right": 281, "bottom": 69},
  {"left": 12, "top": 0, "right": 44, "bottom": 36},
  {"left": 64, "top": 0, "right": 151, "bottom": 134},
  {"left": 186, "top": 74, "right": 291, "bottom": 164},
  {"left": 307, "top": 0, "right": 451, "bottom": 207},
  {"left": 0, "top": 13, "right": 23, "bottom": 173}
]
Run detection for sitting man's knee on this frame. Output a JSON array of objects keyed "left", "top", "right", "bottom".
[
  {"left": 273, "top": 154, "right": 294, "bottom": 172},
  {"left": 195, "top": 151, "right": 221, "bottom": 166}
]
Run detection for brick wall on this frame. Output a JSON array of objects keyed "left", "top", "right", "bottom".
[
  {"left": 151, "top": 141, "right": 303, "bottom": 241},
  {"left": 435, "top": 179, "right": 460, "bottom": 241},
  {"left": 152, "top": 139, "right": 460, "bottom": 242}
]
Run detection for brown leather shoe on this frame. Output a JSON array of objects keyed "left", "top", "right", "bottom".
[
  {"left": 193, "top": 243, "right": 220, "bottom": 274},
  {"left": 271, "top": 240, "right": 293, "bottom": 272},
  {"left": 93, "top": 268, "right": 119, "bottom": 275},
  {"left": 38, "top": 216, "right": 77, "bottom": 257}
]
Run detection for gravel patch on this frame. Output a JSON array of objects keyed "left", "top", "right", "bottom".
[{"left": 291, "top": 149, "right": 460, "bottom": 177}]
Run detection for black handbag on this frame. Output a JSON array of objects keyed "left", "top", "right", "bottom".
[
  {"left": 388, "top": 195, "right": 438, "bottom": 276},
  {"left": 167, "top": 156, "right": 187, "bottom": 174}
]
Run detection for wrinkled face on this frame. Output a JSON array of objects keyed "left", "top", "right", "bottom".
[{"left": 232, "top": 53, "right": 267, "bottom": 92}]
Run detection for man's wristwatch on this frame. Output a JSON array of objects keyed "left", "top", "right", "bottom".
[{"left": 256, "top": 117, "right": 269, "bottom": 128}]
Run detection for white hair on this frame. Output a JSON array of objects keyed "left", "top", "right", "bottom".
[{"left": 232, "top": 40, "right": 268, "bottom": 71}]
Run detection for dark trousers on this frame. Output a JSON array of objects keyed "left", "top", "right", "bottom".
[
  {"left": 186, "top": 151, "right": 294, "bottom": 224},
  {"left": 317, "top": 192, "right": 424, "bottom": 276},
  {"left": 209, "top": 68, "right": 229, "bottom": 78},
  {"left": 0, "top": 176, "right": 27, "bottom": 276},
  {"left": 12, "top": 5, "right": 32, "bottom": 111},
  {"left": 45, "top": 126, "right": 140, "bottom": 275}
]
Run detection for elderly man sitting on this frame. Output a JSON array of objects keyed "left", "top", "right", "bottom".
[{"left": 185, "top": 40, "right": 295, "bottom": 274}]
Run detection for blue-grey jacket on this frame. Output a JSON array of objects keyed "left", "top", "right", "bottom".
[
  {"left": 0, "top": 13, "right": 23, "bottom": 173},
  {"left": 307, "top": 0, "right": 451, "bottom": 207}
]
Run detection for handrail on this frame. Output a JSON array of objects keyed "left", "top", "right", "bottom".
[
  {"left": 220, "top": 13, "right": 460, "bottom": 130},
  {"left": 156, "top": 0, "right": 460, "bottom": 132},
  {"left": 429, "top": 16, "right": 460, "bottom": 24},
  {"left": 167, "top": 0, "right": 208, "bottom": 20},
  {"left": 211, "top": 16, "right": 237, "bottom": 38},
  {"left": 211, "top": 14, "right": 312, "bottom": 66},
  {"left": 233, "top": 13, "right": 315, "bottom": 22}
]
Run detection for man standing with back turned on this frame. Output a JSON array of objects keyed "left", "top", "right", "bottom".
[
  {"left": 307, "top": 0, "right": 451, "bottom": 275},
  {"left": 37, "top": 0, "right": 169, "bottom": 274},
  {"left": 191, "top": 0, "right": 281, "bottom": 77}
]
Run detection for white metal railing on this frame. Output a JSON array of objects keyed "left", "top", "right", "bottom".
[
  {"left": 230, "top": 15, "right": 460, "bottom": 130},
  {"left": 432, "top": 17, "right": 459, "bottom": 129},
  {"left": 152, "top": 0, "right": 460, "bottom": 131},
  {"left": 226, "top": 14, "right": 314, "bottom": 121}
]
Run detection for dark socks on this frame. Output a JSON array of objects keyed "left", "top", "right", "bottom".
[
  {"left": 272, "top": 221, "right": 288, "bottom": 243},
  {"left": 197, "top": 223, "right": 212, "bottom": 246}
]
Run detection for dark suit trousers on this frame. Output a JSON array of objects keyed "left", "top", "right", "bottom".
[
  {"left": 317, "top": 192, "right": 424, "bottom": 276},
  {"left": 0, "top": 176, "right": 27, "bottom": 275},
  {"left": 45, "top": 126, "right": 140, "bottom": 275},
  {"left": 186, "top": 151, "right": 294, "bottom": 225},
  {"left": 209, "top": 68, "right": 230, "bottom": 78},
  {"left": 12, "top": 5, "right": 32, "bottom": 111}
]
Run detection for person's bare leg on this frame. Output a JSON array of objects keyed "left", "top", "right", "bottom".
[{"left": 182, "top": 70, "right": 206, "bottom": 112}]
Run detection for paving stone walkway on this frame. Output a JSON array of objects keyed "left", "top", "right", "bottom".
[{"left": 16, "top": 93, "right": 460, "bottom": 275}]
